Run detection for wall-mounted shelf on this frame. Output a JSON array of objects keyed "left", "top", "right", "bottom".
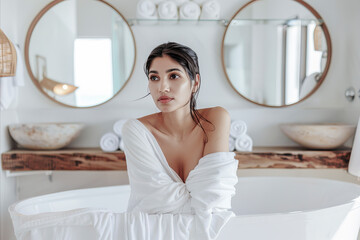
[
  {"left": 1, "top": 147, "right": 350, "bottom": 171},
  {"left": 126, "top": 18, "right": 323, "bottom": 26},
  {"left": 126, "top": 18, "right": 227, "bottom": 26},
  {"left": 229, "top": 18, "right": 323, "bottom": 26}
]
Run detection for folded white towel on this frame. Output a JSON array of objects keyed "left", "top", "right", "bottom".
[
  {"left": 230, "top": 120, "right": 247, "bottom": 139},
  {"left": 179, "top": 1, "right": 200, "bottom": 20},
  {"left": 158, "top": 1, "right": 178, "bottom": 19},
  {"left": 136, "top": 0, "right": 158, "bottom": 19},
  {"left": 235, "top": 134, "right": 253, "bottom": 152},
  {"left": 200, "top": 0, "right": 220, "bottom": 20},
  {"left": 113, "top": 119, "right": 128, "bottom": 137},
  {"left": 0, "top": 43, "right": 25, "bottom": 110},
  {"left": 229, "top": 137, "right": 235, "bottom": 151},
  {"left": 100, "top": 132, "right": 120, "bottom": 152}
]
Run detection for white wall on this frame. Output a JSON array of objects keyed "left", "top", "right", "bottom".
[
  {"left": 1, "top": 0, "right": 19, "bottom": 239},
  {"left": 1, "top": 0, "right": 360, "bottom": 239}
]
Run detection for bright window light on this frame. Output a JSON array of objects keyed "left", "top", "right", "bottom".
[
  {"left": 74, "top": 38, "right": 113, "bottom": 106},
  {"left": 285, "top": 23, "right": 301, "bottom": 104}
]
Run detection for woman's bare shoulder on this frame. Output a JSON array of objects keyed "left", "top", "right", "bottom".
[
  {"left": 198, "top": 106, "right": 230, "bottom": 128},
  {"left": 199, "top": 107, "right": 231, "bottom": 154},
  {"left": 137, "top": 113, "right": 159, "bottom": 129}
]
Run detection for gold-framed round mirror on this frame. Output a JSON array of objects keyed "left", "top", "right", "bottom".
[
  {"left": 222, "top": 0, "right": 332, "bottom": 107},
  {"left": 25, "top": 0, "right": 136, "bottom": 108}
]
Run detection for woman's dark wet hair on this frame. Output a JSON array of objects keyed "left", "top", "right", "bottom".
[{"left": 144, "top": 42, "right": 213, "bottom": 142}]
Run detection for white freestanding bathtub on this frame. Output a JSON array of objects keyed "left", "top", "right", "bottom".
[{"left": 9, "top": 177, "right": 360, "bottom": 240}]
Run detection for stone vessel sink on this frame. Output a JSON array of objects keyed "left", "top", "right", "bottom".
[
  {"left": 280, "top": 123, "right": 356, "bottom": 149},
  {"left": 8, "top": 123, "right": 84, "bottom": 150}
]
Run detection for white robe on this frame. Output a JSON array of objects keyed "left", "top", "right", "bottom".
[
  {"left": 122, "top": 119, "right": 239, "bottom": 239},
  {"left": 10, "top": 119, "right": 239, "bottom": 240}
]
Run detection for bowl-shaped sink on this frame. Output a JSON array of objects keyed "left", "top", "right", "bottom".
[
  {"left": 280, "top": 123, "right": 356, "bottom": 149},
  {"left": 8, "top": 123, "right": 84, "bottom": 150}
]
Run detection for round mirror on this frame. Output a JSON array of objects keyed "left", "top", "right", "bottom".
[
  {"left": 25, "top": 0, "right": 136, "bottom": 108},
  {"left": 222, "top": 0, "right": 331, "bottom": 107}
]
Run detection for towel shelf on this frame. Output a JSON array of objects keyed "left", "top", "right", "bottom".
[
  {"left": 126, "top": 18, "right": 324, "bottom": 26},
  {"left": 126, "top": 18, "right": 227, "bottom": 26},
  {"left": 1, "top": 147, "right": 350, "bottom": 171}
]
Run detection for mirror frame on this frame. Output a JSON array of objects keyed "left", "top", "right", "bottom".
[
  {"left": 221, "top": 0, "right": 332, "bottom": 108},
  {"left": 24, "top": 0, "right": 136, "bottom": 108}
]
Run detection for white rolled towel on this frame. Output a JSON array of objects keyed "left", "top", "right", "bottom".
[
  {"left": 113, "top": 119, "right": 128, "bottom": 137},
  {"left": 230, "top": 120, "right": 247, "bottom": 139},
  {"left": 235, "top": 134, "right": 253, "bottom": 152},
  {"left": 100, "top": 132, "right": 120, "bottom": 152},
  {"left": 229, "top": 136, "right": 235, "bottom": 152},
  {"left": 179, "top": 1, "right": 200, "bottom": 20},
  {"left": 136, "top": 0, "right": 158, "bottom": 19},
  {"left": 158, "top": 1, "right": 178, "bottom": 19},
  {"left": 119, "top": 138, "right": 125, "bottom": 151},
  {"left": 200, "top": 0, "right": 220, "bottom": 20}
]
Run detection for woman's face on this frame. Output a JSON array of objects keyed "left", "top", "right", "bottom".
[{"left": 148, "top": 54, "right": 198, "bottom": 113}]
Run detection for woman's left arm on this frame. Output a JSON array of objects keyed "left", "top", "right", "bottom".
[{"left": 202, "top": 106, "right": 231, "bottom": 155}]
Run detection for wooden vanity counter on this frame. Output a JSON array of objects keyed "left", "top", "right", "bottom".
[{"left": 1, "top": 147, "right": 350, "bottom": 171}]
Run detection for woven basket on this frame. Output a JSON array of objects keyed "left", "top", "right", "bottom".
[{"left": 0, "top": 29, "right": 17, "bottom": 77}]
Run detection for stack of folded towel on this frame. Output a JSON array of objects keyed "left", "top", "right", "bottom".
[
  {"left": 229, "top": 120, "right": 253, "bottom": 152},
  {"left": 136, "top": 0, "right": 158, "bottom": 20},
  {"left": 199, "top": 0, "right": 220, "bottom": 20},
  {"left": 99, "top": 119, "right": 128, "bottom": 152},
  {"left": 136, "top": 0, "right": 220, "bottom": 21}
]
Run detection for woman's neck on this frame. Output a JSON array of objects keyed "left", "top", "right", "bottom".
[{"left": 157, "top": 109, "right": 197, "bottom": 141}]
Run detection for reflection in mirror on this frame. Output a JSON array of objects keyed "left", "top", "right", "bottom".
[
  {"left": 26, "top": 0, "right": 136, "bottom": 107},
  {"left": 222, "top": 0, "right": 331, "bottom": 107}
]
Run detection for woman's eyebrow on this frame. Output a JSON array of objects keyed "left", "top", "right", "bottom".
[
  {"left": 166, "top": 68, "right": 183, "bottom": 73},
  {"left": 149, "top": 68, "right": 183, "bottom": 74}
]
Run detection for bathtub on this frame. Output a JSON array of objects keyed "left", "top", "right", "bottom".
[{"left": 9, "top": 176, "right": 360, "bottom": 240}]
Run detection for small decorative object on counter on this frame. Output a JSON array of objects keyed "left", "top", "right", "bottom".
[
  {"left": 280, "top": 123, "right": 356, "bottom": 150},
  {"left": 8, "top": 123, "right": 84, "bottom": 150}
]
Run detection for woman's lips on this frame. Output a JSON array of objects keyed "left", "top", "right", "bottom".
[{"left": 158, "top": 97, "right": 173, "bottom": 103}]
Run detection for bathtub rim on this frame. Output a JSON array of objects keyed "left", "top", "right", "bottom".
[
  {"left": 8, "top": 176, "right": 360, "bottom": 219},
  {"left": 9, "top": 184, "right": 131, "bottom": 218}
]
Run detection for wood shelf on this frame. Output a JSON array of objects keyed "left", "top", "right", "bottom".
[{"left": 1, "top": 147, "right": 351, "bottom": 171}]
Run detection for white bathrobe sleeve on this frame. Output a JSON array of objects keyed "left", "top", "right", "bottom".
[
  {"left": 186, "top": 152, "right": 239, "bottom": 239},
  {"left": 122, "top": 120, "right": 191, "bottom": 214}
]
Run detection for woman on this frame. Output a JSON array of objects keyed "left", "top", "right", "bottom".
[{"left": 122, "top": 42, "right": 238, "bottom": 239}]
